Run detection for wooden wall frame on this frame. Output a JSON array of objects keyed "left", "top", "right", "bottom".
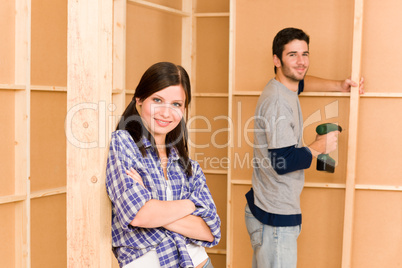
[{"left": 2, "top": 0, "right": 401, "bottom": 267}]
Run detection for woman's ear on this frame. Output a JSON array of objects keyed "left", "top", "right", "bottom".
[
  {"left": 273, "top": 55, "right": 282, "bottom": 68},
  {"left": 135, "top": 98, "right": 142, "bottom": 105}
]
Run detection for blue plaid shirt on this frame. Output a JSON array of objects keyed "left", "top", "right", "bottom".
[{"left": 106, "top": 130, "right": 221, "bottom": 268}]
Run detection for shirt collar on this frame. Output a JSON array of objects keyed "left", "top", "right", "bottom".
[{"left": 140, "top": 135, "right": 180, "bottom": 161}]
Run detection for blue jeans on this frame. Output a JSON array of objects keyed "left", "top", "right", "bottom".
[
  {"left": 202, "top": 258, "right": 214, "bottom": 268},
  {"left": 245, "top": 204, "right": 301, "bottom": 268}
]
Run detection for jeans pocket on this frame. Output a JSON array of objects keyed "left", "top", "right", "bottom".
[{"left": 245, "top": 204, "right": 263, "bottom": 248}]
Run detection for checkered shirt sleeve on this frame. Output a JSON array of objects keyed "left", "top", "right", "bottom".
[{"left": 186, "top": 161, "right": 221, "bottom": 248}]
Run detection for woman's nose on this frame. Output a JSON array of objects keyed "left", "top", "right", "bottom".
[{"left": 159, "top": 104, "right": 171, "bottom": 118}]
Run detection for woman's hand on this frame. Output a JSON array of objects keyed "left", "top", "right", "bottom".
[{"left": 126, "top": 167, "right": 145, "bottom": 187}]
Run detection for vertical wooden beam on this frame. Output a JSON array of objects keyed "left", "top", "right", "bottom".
[
  {"left": 227, "top": 0, "right": 236, "bottom": 267},
  {"left": 342, "top": 0, "right": 364, "bottom": 267},
  {"left": 182, "top": 0, "right": 196, "bottom": 157},
  {"left": 66, "top": 0, "right": 113, "bottom": 267},
  {"left": 181, "top": 0, "right": 194, "bottom": 74},
  {"left": 15, "top": 0, "right": 30, "bottom": 266},
  {"left": 113, "top": 0, "right": 127, "bottom": 123}
]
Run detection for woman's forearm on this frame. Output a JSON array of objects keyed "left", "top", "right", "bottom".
[
  {"left": 163, "top": 215, "right": 214, "bottom": 242},
  {"left": 130, "top": 199, "right": 195, "bottom": 228}
]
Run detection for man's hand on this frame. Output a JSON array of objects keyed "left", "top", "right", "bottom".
[
  {"left": 340, "top": 77, "right": 364, "bottom": 94},
  {"left": 308, "top": 131, "right": 340, "bottom": 158}
]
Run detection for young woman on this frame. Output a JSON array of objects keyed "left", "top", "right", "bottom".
[{"left": 106, "top": 62, "right": 221, "bottom": 268}]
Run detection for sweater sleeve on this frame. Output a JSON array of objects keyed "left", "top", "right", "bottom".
[{"left": 268, "top": 145, "right": 312, "bottom": 175}]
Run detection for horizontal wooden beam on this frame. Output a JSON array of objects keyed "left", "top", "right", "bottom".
[
  {"left": 30, "top": 186, "right": 67, "bottom": 199},
  {"left": 202, "top": 169, "right": 228, "bottom": 175},
  {"left": 30, "top": 85, "right": 67, "bottom": 92},
  {"left": 0, "top": 194, "right": 26, "bottom": 205},
  {"left": 205, "top": 248, "right": 227, "bottom": 255},
  {"left": 231, "top": 179, "right": 251, "bottom": 185},
  {"left": 233, "top": 91, "right": 402, "bottom": 98},
  {"left": 300, "top": 92, "right": 351, "bottom": 97},
  {"left": 355, "top": 184, "right": 402, "bottom": 192},
  {"left": 0, "top": 84, "right": 25, "bottom": 91},
  {"left": 193, "top": 93, "right": 229, "bottom": 98},
  {"left": 232, "top": 91, "right": 261, "bottom": 96},
  {"left": 304, "top": 182, "right": 346, "bottom": 189},
  {"left": 127, "top": 0, "right": 190, "bottom": 17},
  {"left": 360, "top": 92, "right": 402, "bottom": 98},
  {"left": 195, "top": 12, "right": 230, "bottom": 18},
  {"left": 230, "top": 180, "right": 402, "bottom": 192}
]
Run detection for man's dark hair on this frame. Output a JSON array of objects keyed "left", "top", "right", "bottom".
[{"left": 272, "top": 27, "right": 310, "bottom": 74}]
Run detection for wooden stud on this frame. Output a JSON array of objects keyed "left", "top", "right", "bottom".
[
  {"left": 14, "top": 0, "right": 30, "bottom": 266},
  {"left": 342, "top": 0, "right": 364, "bottom": 267},
  {"left": 66, "top": 0, "right": 113, "bottom": 267},
  {"left": 181, "top": 0, "right": 194, "bottom": 74},
  {"left": 186, "top": 0, "right": 197, "bottom": 158},
  {"left": 227, "top": 0, "right": 236, "bottom": 266},
  {"left": 113, "top": 0, "right": 127, "bottom": 129}
]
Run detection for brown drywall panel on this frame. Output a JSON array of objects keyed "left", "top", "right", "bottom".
[
  {"left": 231, "top": 96, "right": 258, "bottom": 181},
  {"left": 206, "top": 174, "right": 227, "bottom": 250},
  {"left": 361, "top": 0, "right": 402, "bottom": 93},
  {"left": 31, "top": 194, "right": 66, "bottom": 268},
  {"left": 352, "top": 191, "right": 402, "bottom": 267},
  {"left": 0, "top": 203, "right": 15, "bottom": 268},
  {"left": 30, "top": 91, "right": 67, "bottom": 192},
  {"left": 209, "top": 253, "right": 226, "bottom": 267},
  {"left": 192, "top": 98, "right": 228, "bottom": 171},
  {"left": 300, "top": 97, "right": 350, "bottom": 183},
  {"left": 196, "top": 17, "right": 229, "bottom": 94},
  {"left": 0, "top": 0, "right": 15, "bottom": 84},
  {"left": 0, "top": 91, "right": 15, "bottom": 196},
  {"left": 31, "top": 0, "right": 67, "bottom": 86},
  {"left": 125, "top": 93, "right": 134, "bottom": 107},
  {"left": 231, "top": 184, "right": 252, "bottom": 268},
  {"left": 126, "top": 4, "right": 182, "bottom": 90},
  {"left": 234, "top": 0, "right": 354, "bottom": 92},
  {"left": 356, "top": 98, "right": 402, "bottom": 185},
  {"left": 196, "top": 0, "right": 229, "bottom": 13},
  {"left": 298, "top": 188, "right": 345, "bottom": 267}
]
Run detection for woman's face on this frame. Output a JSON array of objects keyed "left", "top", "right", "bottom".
[{"left": 136, "top": 85, "right": 186, "bottom": 144}]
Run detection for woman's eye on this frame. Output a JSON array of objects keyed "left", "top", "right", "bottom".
[
  {"left": 153, "top": 98, "right": 162, "bottom": 103},
  {"left": 172, "top": 103, "right": 182, "bottom": 107}
]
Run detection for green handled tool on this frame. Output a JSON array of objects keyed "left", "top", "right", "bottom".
[{"left": 316, "top": 123, "right": 342, "bottom": 173}]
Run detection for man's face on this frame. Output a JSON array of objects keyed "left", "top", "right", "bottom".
[{"left": 278, "top": 39, "right": 309, "bottom": 81}]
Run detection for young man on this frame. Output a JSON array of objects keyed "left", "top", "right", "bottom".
[{"left": 245, "top": 27, "right": 363, "bottom": 268}]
